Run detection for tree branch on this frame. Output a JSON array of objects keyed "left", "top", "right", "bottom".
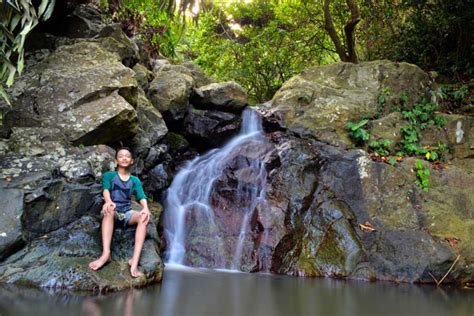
[
  {"left": 344, "top": 0, "right": 361, "bottom": 63},
  {"left": 323, "top": 0, "right": 347, "bottom": 61}
]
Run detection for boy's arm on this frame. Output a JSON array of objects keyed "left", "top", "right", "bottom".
[
  {"left": 133, "top": 177, "right": 150, "bottom": 223},
  {"left": 102, "top": 189, "right": 116, "bottom": 215},
  {"left": 102, "top": 172, "right": 116, "bottom": 215},
  {"left": 139, "top": 198, "right": 151, "bottom": 223}
]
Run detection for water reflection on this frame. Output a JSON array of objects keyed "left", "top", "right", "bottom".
[{"left": 0, "top": 267, "right": 472, "bottom": 316}]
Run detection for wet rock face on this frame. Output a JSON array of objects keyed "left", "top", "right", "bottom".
[
  {"left": 268, "top": 135, "right": 472, "bottom": 283},
  {"left": 182, "top": 127, "right": 472, "bottom": 284},
  {"left": 0, "top": 188, "right": 24, "bottom": 260},
  {"left": 183, "top": 108, "right": 242, "bottom": 149},
  {"left": 0, "top": 214, "right": 163, "bottom": 293}
]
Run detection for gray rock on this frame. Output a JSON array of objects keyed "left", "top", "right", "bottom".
[
  {"left": 151, "top": 58, "right": 171, "bottom": 73},
  {"left": 97, "top": 24, "right": 139, "bottom": 67},
  {"left": 132, "top": 89, "right": 168, "bottom": 156},
  {"left": 0, "top": 188, "right": 25, "bottom": 260},
  {"left": 64, "top": 90, "right": 138, "bottom": 146},
  {"left": 22, "top": 180, "right": 102, "bottom": 239},
  {"left": 0, "top": 215, "right": 163, "bottom": 292},
  {"left": 181, "top": 62, "right": 215, "bottom": 88},
  {"left": 59, "top": 4, "right": 105, "bottom": 38},
  {"left": 261, "top": 61, "right": 432, "bottom": 147},
  {"left": 3, "top": 41, "right": 139, "bottom": 146},
  {"left": 133, "top": 63, "right": 155, "bottom": 89},
  {"left": 8, "top": 127, "right": 67, "bottom": 157},
  {"left": 192, "top": 81, "right": 248, "bottom": 113},
  {"left": 147, "top": 69, "right": 193, "bottom": 123},
  {"left": 183, "top": 108, "right": 241, "bottom": 148}
]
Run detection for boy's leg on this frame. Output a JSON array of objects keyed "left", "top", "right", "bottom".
[
  {"left": 89, "top": 208, "right": 115, "bottom": 270},
  {"left": 126, "top": 211, "right": 149, "bottom": 277}
]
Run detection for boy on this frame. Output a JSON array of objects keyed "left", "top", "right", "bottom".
[{"left": 89, "top": 147, "right": 151, "bottom": 278}]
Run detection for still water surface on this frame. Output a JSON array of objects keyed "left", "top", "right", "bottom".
[{"left": 0, "top": 266, "right": 472, "bottom": 316}]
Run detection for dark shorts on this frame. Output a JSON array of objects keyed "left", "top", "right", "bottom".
[{"left": 102, "top": 209, "right": 136, "bottom": 229}]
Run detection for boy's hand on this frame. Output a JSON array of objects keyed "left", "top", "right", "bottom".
[
  {"left": 139, "top": 209, "right": 151, "bottom": 223},
  {"left": 102, "top": 202, "right": 116, "bottom": 216}
]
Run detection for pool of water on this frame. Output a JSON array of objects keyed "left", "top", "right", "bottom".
[{"left": 0, "top": 266, "right": 472, "bottom": 316}]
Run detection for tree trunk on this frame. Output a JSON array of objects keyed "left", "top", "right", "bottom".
[{"left": 323, "top": 0, "right": 361, "bottom": 63}]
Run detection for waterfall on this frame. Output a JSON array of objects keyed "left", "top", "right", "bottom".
[{"left": 163, "top": 109, "right": 269, "bottom": 270}]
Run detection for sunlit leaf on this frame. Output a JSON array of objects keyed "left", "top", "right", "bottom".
[{"left": 0, "top": 84, "right": 11, "bottom": 107}]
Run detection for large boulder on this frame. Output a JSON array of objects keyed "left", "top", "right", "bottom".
[
  {"left": 176, "top": 126, "right": 473, "bottom": 284},
  {"left": 266, "top": 135, "right": 472, "bottom": 283},
  {"left": 191, "top": 82, "right": 248, "bottom": 113},
  {"left": 96, "top": 24, "right": 140, "bottom": 67},
  {"left": 3, "top": 41, "right": 139, "bottom": 146},
  {"left": 0, "top": 144, "right": 115, "bottom": 181},
  {"left": 183, "top": 108, "right": 241, "bottom": 149},
  {"left": 147, "top": 67, "right": 194, "bottom": 124},
  {"left": 0, "top": 188, "right": 24, "bottom": 260},
  {"left": 0, "top": 214, "right": 163, "bottom": 292},
  {"left": 181, "top": 62, "right": 215, "bottom": 88},
  {"left": 261, "top": 61, "right": 432, "bottom": 147},
  {"left": 132, "top": 89, "right": 168, "bottom": 156},
  {"left": 56, "top": 4, "right": 105, "bottom": 38}
]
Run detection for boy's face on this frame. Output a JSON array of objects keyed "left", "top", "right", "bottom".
[{"left": 116, "top": 149, "right": 133, "bottom": 168}]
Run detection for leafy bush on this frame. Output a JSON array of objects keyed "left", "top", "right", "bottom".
[
  {"left": 186, "top": 1, "right": 337, "bottom": 103},
  {"left": 0, "top": 0, "right": 55, "bottom": 105}
]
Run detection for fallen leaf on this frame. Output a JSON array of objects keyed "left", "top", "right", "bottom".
[
  {"left": 432, "top": 162, "right": 446, "bottom": 170},
  {"left": 445, "top": 236, "right": 460, "bottom": 247},
  {"left": 4, "top": 176, "right": 12, "bottom": 182},
  {"left": 359, "top": 221, "right": 376, "bottom": 232}
]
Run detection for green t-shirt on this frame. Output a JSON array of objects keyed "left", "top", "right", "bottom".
[{"left": 102, "top": 171, "right": 146, "bottom": 213}]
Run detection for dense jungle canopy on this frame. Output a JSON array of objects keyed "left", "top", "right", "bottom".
[{"left": 1, "top": 0, "right": 473, "bottom": 104}]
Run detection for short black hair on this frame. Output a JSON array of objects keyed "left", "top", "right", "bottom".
[{"left": 115, "top": 147, "right": 133, "bottom": 159}]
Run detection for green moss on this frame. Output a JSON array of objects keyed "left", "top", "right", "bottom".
[
  {"left": 166, "top": 132, "right": 189, "bottom": 151},
  {"left": 314, "top": 228, "right": 346, "bottom": 271}
]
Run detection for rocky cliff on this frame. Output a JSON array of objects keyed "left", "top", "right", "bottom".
[{"left": 0, "top": 3, "right": 472, "bottom": 292}]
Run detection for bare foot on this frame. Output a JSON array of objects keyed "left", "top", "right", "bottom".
[
  {"left": 89, "top": 254, "right": 111, "bottom": 271},
  {"left": 128, "top": 259, "right": 142, "bottom": 278}
]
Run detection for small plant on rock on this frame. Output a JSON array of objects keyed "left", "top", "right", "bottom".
[
  {"left": 368, "top": 138, "right": 391, "bottom": 156},
  {"left": 415, "top": 160, "right": 430, "bottom": 192},
  {"left": 346, "top": 119, "right": 370, "bottom": 145}
]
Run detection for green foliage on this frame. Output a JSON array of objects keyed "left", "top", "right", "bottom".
[
  {"left": 415, "top": 160, "right": 430, "bottom": 192},
  {"left": 360, "top": 0, "right": 474, "bottom": 78},
  {"left": 452, "top": 85, "right": 469, "bottom": 101},
  {"left": 0, "top": 0, "right": 56, "bottom": 105},
  {"left": 348, "top": 92, "right": 449, "bottom": 165},
  {"left": 436, "top": 84, "right": 471, "bottom": 113},
  {"left": 396, "top": 99, "right": 447, "bottom": 160},
  {"left": 375, "top": 87, "right": 390, "bottom": 118},
  {"left": 105, "top": 0, "right": 185, "bottom": 59},
  {"left": 346, "top": 119, "right": 370, "bottom": 145},
  {"left": 186, "top": 0, "right": 337, "bottom": 103},
  {"left": 368, "top": 138, "right": 391, "bottom": 156}
]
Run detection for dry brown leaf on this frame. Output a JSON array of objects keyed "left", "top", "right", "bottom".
[
  {"left": 359, "top": 221, "right": 376, "bottom": 232},
  {"left": 445, "top": 236, "right": 461, "bottom": 247}
]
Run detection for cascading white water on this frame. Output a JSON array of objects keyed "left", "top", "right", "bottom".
[{"left": 163, "top": 109, "right": 268, "bottom": 270}]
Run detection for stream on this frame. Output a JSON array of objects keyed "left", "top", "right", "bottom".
[{"left": 0, "top": 266, "right": 472, "bottom": 316}]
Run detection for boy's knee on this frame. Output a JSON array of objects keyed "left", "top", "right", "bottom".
[
  {"left": 138, "top": 218, "right": 149, "bottom": 227},
  {"left": 102, "top": 209, "right": 116, "bottom": 218}
]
